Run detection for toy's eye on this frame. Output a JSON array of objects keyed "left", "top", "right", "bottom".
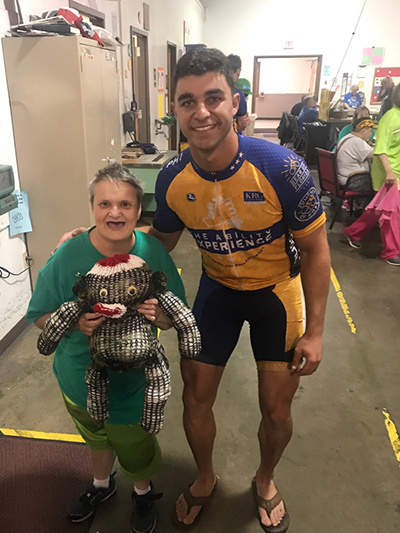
[
  {"left": 128, "top": 285, "right": 137, "bottom": 296},
  {"left": 99, "top": 288, "right": 108, "bottom": 298}
]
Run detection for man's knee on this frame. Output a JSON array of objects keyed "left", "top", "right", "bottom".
[
  {"left": 182, "top": 383, "right": 215, "bottom": 412},
  {"left": 181, "top": 360, "right": 223, "bottom": 412},
  {"left": 260, "top": 403, "right": 292, "bottom": 426}
]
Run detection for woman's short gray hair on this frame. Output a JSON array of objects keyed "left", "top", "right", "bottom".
[{"left": 89, "top": 163, "right": 144, "bottom": 207}]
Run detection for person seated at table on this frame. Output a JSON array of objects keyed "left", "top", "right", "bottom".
[
  {"left": 336, "top": 118, "right": 376, "bottom": 206},
  {"left": 297, "top": 96, "right": 319, "bottom": 134},
  {"left": 343, "top": 85, "right": 362, "bottom": 110},
  {"left": 337, "top": 105, "right": 374, "bottom": 143}
]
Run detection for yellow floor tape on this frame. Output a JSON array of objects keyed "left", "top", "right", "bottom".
[
  {"left": 382, "top": 409, "right": 400, "bottom": 463},
  {"left": 330, "top": 267, "right": 356, "bottom": 334},
  {"left": 0, "top": 427, "right": 84, "bottom": 443}
]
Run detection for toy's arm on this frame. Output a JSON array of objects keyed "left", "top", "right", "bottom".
[
  {"left": 142, "top": 346, "right": 171, "bottom": 434},
  {"left": 37, "top": 301, "right": 83, "bottom": 355},
  {"left": 157, "top": 291, "right": 201, "bottom": 359},
  {"left": 86, "top": 362, "right": 109, "bottom": 426}
]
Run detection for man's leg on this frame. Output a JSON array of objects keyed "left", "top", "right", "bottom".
[
  {"left": 175, "top": 359, "right": 224, "bottom": 525},
  {"left": 255, "top": 370, "right": 300, "bottom": 528}
]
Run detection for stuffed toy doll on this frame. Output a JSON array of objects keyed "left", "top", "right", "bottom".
[{"left": 37, "top": 254, "right": 201, "bottom": 434}]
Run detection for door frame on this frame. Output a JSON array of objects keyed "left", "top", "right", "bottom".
[
  {"left": 252, "top": 54, "right": 323, "bottom": 114},
  {"left": 130, "top": 25, "right": 150, "bottom": 142},
  {"left": 167, "top": 41, "right": 177, "bottom": 150}
]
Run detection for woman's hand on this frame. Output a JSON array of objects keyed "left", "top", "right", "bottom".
[
  {"left": 78, "top": 313, "right": 105, "bottom": 336},
  {"left": 385, "top": 170, "right": 397, "bottom": 186},
  {"left": 137, "top": 298, "right": 172, "bottom": 330}
]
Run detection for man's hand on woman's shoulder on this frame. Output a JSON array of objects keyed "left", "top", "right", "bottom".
[{"left": 52, "top": 227, "right": 88, "bottom": 255}]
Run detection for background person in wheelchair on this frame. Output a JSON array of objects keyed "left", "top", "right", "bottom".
[{"left": 297, "top": 96, "right": 319, "bottom": 134}]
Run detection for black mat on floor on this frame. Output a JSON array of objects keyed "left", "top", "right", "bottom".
[{"left": 0, "top": 435, "right": 93, "bottom": 533}]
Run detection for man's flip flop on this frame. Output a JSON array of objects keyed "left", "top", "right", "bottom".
[
  {"left": 251, "top": 477, "right": 290, "bottom": 533},
  {"left": 172, "top": 477, "right": 218, "bottom": 529}
]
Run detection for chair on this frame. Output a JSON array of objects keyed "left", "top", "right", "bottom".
[
  {"left": 304, "top": 123, "right": 338, "bottom": 166},
  {"left": 316, "top": 148, "right": 375, "bottom": 230},
  {"left": 277, "top": 111, "right": 292, "bottom": 146},
  {"left": 287, "top": 114, "right": 304, "bottom": 154}
]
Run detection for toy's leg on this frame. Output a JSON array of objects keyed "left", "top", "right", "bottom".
[
  {"left": 141, "top": 347, "right": 171, "bottom": 434},
  {"left": 38, "top": 302, "right": 82, "bottom": 355},
  {"left": 157, "top": 292, "right": 202, "bottom": 359},
  {"left": 86, "top": 362, "right": 110, "bottom": 426}
]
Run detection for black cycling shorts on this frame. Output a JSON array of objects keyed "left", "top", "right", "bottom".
[{"left": 192, "top": 273, "right": 303, "bottom": 371}]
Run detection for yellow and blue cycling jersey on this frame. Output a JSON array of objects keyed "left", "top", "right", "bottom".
[{"left": 154, "top": 135, "right": 326, "bottom": 291}]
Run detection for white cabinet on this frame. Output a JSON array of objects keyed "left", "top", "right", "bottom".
[{"left": 2, "top": 36, "right": 121, "bottom": 285}]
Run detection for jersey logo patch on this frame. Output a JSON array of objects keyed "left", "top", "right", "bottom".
[
  {"left": 295, "top": 187, "right": 320, "bottom": 222},
  {"left": 282, "top": 155, "right": 310, "bottom": 192},
  {"left": 243, "top": 191, "right": 265, "bottom": 204},
  {"left": 186, "top": 193, "right": 196, "bottom": 202}
]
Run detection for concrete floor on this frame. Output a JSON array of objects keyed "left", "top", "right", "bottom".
[{"left": 1, "top": 191, "right": 400, "bottom": 532}]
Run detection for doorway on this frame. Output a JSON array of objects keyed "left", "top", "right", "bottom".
[
  {"left": 130, "top": 26, "right": 150, "bottom": 142},
  {"left": 167, "top": 42, "right": 177, "bottom": 150},
  {"left": 252, "top": 55, "right": 322, "bottom": 119}
]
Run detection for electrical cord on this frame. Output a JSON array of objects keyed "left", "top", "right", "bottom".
[
  {"left": 0, "top": 258, "right": 33, "bottom": 279},
  {"left": 330, "top": 0, "right": 368, "bottom": 91}
]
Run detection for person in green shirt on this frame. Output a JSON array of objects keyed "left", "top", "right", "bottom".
[
  {"left": 26, "top": 163, "right": 186, "bottom": 532},
  {"left": 371, "top": 85, "right": 400, "bottom": 191}
]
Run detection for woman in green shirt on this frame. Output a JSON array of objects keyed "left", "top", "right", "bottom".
[{"left": 26, "top": 163, "right": 186, "bottom": 531}]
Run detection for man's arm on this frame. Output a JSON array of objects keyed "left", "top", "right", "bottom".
[
  {"left": 377, "top": 153, "right": 397, "bottom": 185},
  {"left": 291, "top": 224, "right": 331, "bottom": 376},
  {"left": 138, "top": 225, "right": 183, "bottom": 252}
]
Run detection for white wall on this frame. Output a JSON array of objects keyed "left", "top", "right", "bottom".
[
  {"left": 0, "top": 2, "right": 31, "bottom": 341},
  {"left": 203, "top": 0, "right": 400, "bottom": 112},
  {"left": 0, "top": 0, "right": 205, "bottom": 345}
]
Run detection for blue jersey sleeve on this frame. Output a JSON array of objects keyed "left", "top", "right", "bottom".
[
  {"left": 274, "top": 151, "right": 324, "bottom": 231},
  {"left": 246, "top": 139, "right": 324, "bottom": 233},
  {"left": 153, "top": 153, "right": 187, "bottom": 233}
]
